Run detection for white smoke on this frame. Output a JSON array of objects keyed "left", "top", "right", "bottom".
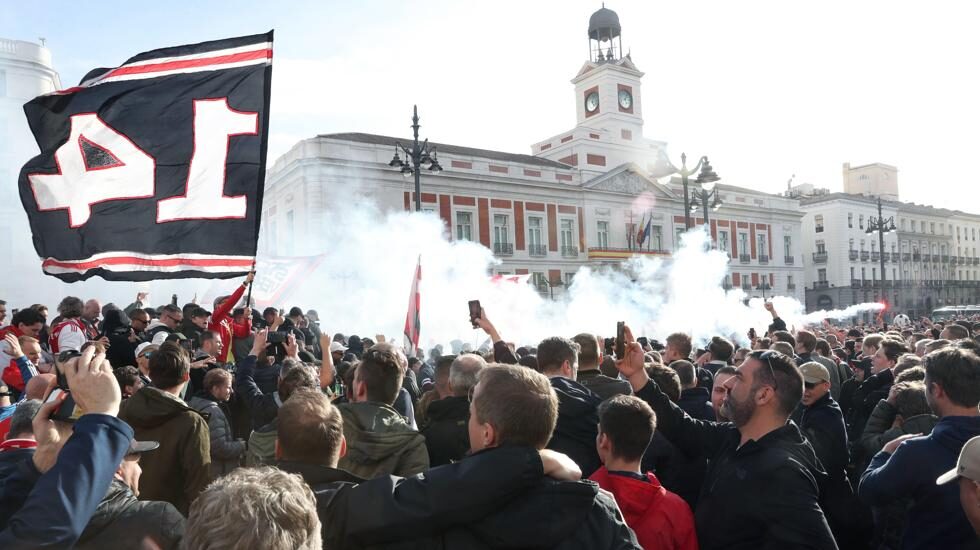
[{"left": 278, "top": 191, "right": 884, "bottom": 350}]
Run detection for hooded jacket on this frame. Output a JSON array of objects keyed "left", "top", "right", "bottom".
[
  {"left": 76, "top": 479, "right": 185, "bottom": 550},
  {"left": 337, "top": 401, "right": 429, "bottom": 479},
  {"left": 635, "top": 380, "right": 838, "bottom": 550},
  {"left": 103, "top": 308, "right": 138, "bottom": 369},
  {"left": 188, "top": 393, "right": 245, "bottom": 477},
  {"left": 577, "top": 369, "right": 632, "bottom": 400},
  {"left": 118, "top": 387, "right": 211, "bottom": 515},
  {"left": 548, "top": 376, "right": 602, "bottom": 477},
  {"left": 590, "top": 467, "right": 697, "bottom": 550},
  {"left": 859, "top": 415, "right": 980, "bottom": 550},
  {"left": 421, "top": 395, "right": 470, "bottom": 466}
]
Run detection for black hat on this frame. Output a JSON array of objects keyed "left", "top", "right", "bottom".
[{"left": 126, "top": 439, "right": 160, "bottom": 455}]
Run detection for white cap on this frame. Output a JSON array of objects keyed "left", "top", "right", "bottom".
[
  {"left": 135, "top": 342, "right": 154, "bottom": 358},
  {"left": 329, "top": 342, "right": 348, "bottom": 353}
]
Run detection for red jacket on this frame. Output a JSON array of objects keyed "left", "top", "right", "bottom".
[
  {"left": 590, "top": 466, "right": 698, "bottom": 550},
  {"left": 207, "top": 282, "right": 250, "bottom": 362}
]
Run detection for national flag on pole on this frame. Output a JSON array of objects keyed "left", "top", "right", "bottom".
[
  {"left": 642, "top": 215, "right": 652, "bottom": 247},
  {"left": 636, "top": 213, "right": 648, "bottom": 246},
  {"left": 404, "top": 257, "right": 422, "bottom": 357},
  {"left": 18, "top": 32, "right": 274, "bottom": 281}
]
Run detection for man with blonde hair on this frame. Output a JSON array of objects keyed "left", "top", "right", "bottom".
[{"left": 184, "top": 467, "right": 321, "bottom": 550}]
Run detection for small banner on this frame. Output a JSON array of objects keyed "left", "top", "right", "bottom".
[{"left": 404, "top": 257, "right": 422, "bottom": 357}]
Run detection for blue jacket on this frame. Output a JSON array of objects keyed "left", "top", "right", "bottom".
[
  {"left": 858, "top": 415, "right": 980, "bottom": 549},
  {"left": 0, "top": 414, "right": 133, "bottom": 548}
]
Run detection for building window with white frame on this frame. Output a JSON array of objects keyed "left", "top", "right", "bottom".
[
  {"left": 560, "top": 219, "right": 575, "bottom": 254},
  {"left": 456, "top": 211, "right": 473, "bottom": 241},
  {"left": 493, "top": 214, "right": 511, "bottom": 254},
  {"left": 783, "top": 235, "right": 792, "bottom": 259},
  {"left": 848, "top": 213, "right": 853, "bottom": 228},
  {"left": 527, "top": 216, "right": 543, "bottom": 255},
  {"left": 738, "top": 232, "right": 749, "bottom": 255},
  {"left": 596, "top": 221, "right": 609, "bottom": 249},
  {"left": 651, "top": 225, "right": 663, "bottom": 250},
  {"left": 718, "top": 230, "right": 730, "bottom": 254}
]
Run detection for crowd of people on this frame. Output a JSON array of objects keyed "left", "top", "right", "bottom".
[{"left": 0, "top": 282, "right": 978, "bottom": 549}]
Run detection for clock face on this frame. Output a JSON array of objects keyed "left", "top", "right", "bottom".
[
  {"left": 618, "top": 89, "right": 633, "bottom": 109},
  {"left": 585, "top": 92, "right": 599, "bottom": 113}
]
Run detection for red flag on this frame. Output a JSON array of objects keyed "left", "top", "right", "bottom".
[{"left": 404, "top": 257, "right": 422, "bottom": 356}]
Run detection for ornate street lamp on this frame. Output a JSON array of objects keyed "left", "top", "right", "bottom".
[
  {"left": 388, "top": 105, "right": 443, "bottom": 211},
  {"left": 667, "top": 153, "right": 721, "bottom": 230},
  {"left": 866, "top": 196, "right": 897, "bottom": 294}
]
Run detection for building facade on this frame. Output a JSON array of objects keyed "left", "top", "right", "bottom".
[
  {"left": 263, "top": 8, "right": 805, "bottom": 300},
  {"left": 0, "top": 38, "right": 62, "bottom": 299},
  {"left": 798, "top": 163, "right": 980, "bottom": 318}
]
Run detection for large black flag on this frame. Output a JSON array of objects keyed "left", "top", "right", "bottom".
[{"left": 18, "top": 32, "right": 273, "bottom": 282}]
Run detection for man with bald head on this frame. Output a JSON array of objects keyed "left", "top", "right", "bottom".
[
  {"left": 422, "top": 354, "right": 486, "bottom": 465},
  {"left": 82, "top": 299, "right": 102, "bottom": 340}
]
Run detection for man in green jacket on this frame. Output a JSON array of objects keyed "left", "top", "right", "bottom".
[
  {"left": 337, "top": 343, "right": 428, "bottom": 478},
  {"left": 119, "top": 342, "right": 211, "bottom": 515}
]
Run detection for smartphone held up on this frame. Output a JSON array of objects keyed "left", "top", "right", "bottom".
[{"left": 469, "top": 300, "right": 482, "bottom": 329}]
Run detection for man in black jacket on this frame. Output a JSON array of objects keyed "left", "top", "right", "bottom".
[
  {"left": 538, "top": 336, "right": 603, "bottom": 477},
  {"left": 617, "top": 327, "right": 838, "bottom": 550},
  {"left": 572, "top": 333, "right": 631, "bottom": 399},
  {"left": 672, "top": 360, "right": 715, "bottom": 421},
  {"left": 792, "top": 362, "right": 869, "bottom": 547},
  {"left": 277, "top": 376, "right": 638, "bottom": 550},
  {"left": 421, "top": 354, "right": 484, "bottom": 466}
]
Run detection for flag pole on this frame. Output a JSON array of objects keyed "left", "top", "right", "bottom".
[{"left": 244, "top": 260, "right": 256, "bottom": 308}]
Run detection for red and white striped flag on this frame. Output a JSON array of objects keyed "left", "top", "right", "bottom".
[{"left": 404, "top": 257, "right": 422, "bottom": 356}]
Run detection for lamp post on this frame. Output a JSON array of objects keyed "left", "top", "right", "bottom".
[
  {"left": 388, "top": 105, "right": 443, "bottom": 211},
  {"left": 689, "top": 158, "right": 722, "bottom": 229},
  {"left": 671, "top": 153, "right": 720, "bottom": 229},
  {"left": 866, "top": 196, "right": 897, "bottom": 299}
]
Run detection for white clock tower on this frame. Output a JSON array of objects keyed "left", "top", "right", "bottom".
[{"left": 533, "top": 6, "right": 669, "bottom": 179}]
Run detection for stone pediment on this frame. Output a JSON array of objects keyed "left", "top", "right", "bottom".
[{"left": 583, "top": 163, "right": 677, "bottom": 199}]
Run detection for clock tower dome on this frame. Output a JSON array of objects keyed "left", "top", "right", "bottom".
[{"left": 533, "top": 5, "right": 668, "bottom": 178}]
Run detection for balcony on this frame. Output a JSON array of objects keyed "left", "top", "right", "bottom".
[
  {"left": 561, "top": 246, "right": 579, "bottom": 258},
  {"left": 759, "top": 255, "right": 769, "bottom": 265},
  {"left": 863, "top": 280, "right": 872, "bottom": 288},
  {"left": 871, "top": 252, "right": 880, "bottom": 262},
  {"left": 784, "top": 256, "right": 795, "bottom": 265},
  {"left": 942, "top": 254, "right": 950, "bottom": 263},
  {"left": 739, "top": 254, "right": 751, "bottom": 264},
  {"left": 741, "top": 282, "right": 752, "bottom": 291},
  {"left": 913, "top": 253, "right": 921, "bottom": 261},
  {"left": 814, "top": 281, "right": 830, "bottom": 290},
  {"left": 787, "top": 283, "right": 796, "bottom": 290},
  {"left": 493, "top": 242, "right": 514, "bottom": 256},
  {"left": 902, "top": 253, "right": 911, "bottom": 261},
  {"left": 528, "top": 244, "right": 548, "bottom": 257},
  {"left": 849, "top": 250, "right": 859, "bottom": 261},
  {"left": 851, "top": 279, "right": 861, "bottom": 288},
  {"left": 586, "top": 247, "right": 671, "bottom": 260},
  {"left": 815, "top": 225, "right": 824, "bottom": 233},
  {"left": 974, "top": 258, "right": 980, "bottom": 266},
  {"left": 892, "top": 252, "right": 901, "bottom": 262},
  {"left": 812, "top": 252, "right": 828, "bottom": 263},
  {"left": 861, "top": 251, "right": 870, "bottom": 261}
]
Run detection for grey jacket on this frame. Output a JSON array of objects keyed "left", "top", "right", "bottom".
[{"left": 188, "top": 395, "right": 245, "bottom": 478}]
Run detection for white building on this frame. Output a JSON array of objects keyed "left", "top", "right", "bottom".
[
  {"left": 797, "top": 163, "right": 980, "bottom": 318},
  {"left": 0, "top": 38, "right": 62, "bottom": 298},
  {"left": 263, "top": 7, "right": 805, "bottom": 300}
]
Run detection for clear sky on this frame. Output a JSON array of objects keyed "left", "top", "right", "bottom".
[{"left": 4, "top": 0, "right": 979, "bottom": 211}]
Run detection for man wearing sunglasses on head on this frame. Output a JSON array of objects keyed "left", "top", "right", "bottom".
[{"left": 616, "top": 326, "right": 838, "bottom": 550}]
